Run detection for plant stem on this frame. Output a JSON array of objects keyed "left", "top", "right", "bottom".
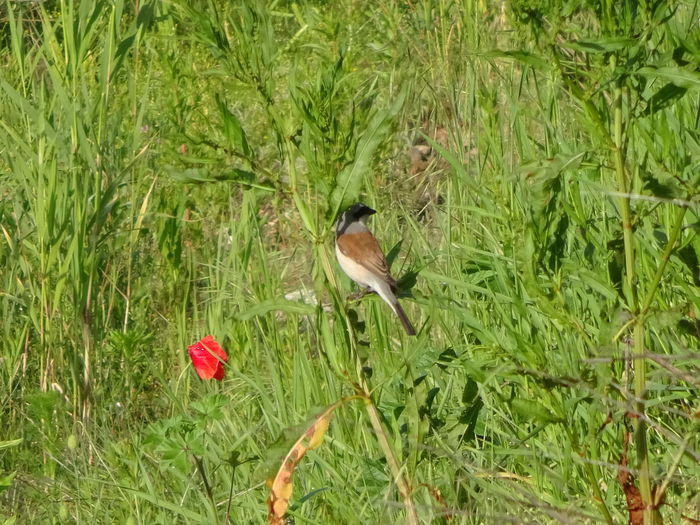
[
  {"left": 611, "top": 57, "right": 660, "bottom": 525},
  {"left": 337, "top": 270, "right": 418, "bottom": 523},
  {"left": 611, "top": 76, "right": 635, "bottom": 311},
  {"left": 194, "top": 455, "right": 220, "bottom": 525},
  {"left": 632, "top": 321, "right": 653, "bottom": 524},
  {"left": 318, "top": 211, "right": 417, "bottom": 523},
  {"left": 567, "top": 425, "right": 614, "bottom": 525},
  {"left": 634, "top": 206, "right": 686, "bottom": 525},
  {"left": 225, "top": 459, "right": 236, "bottom": 524},
  {"left": 358, "top": 378, "right": 419, "bottom": 525},
  {"left": 585, "top": 460, "right": 614, "bottom": 525},
  {"left": 639, "top": 206, "right": 688, "bottom": 317}
]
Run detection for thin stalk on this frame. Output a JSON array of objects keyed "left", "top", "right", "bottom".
[
  {"left": 639, "top": 206, "right": 687, "bottom": 317},
  {"left": 611, "top": 59, "right": 656, "bottom": 524},
  {"left": 633, "top": 206, "right": 686, "bottom": 525},
  {"left": 611, "top": 78, "right": 635, "bottom": 310},
  {"left": 194, "top": 455, "right": 221, "bottom": 525},
  {"left": 653, "top": 432, "right": 692, "bottom": 508},
  {"left": 358, "top": 377, "right": 419, "bottom": 525},
  {"left": 584, "top": 461, "right": 614, "bottom": 525},
  {"left": 632, "top": 321, "right": 653, "bottom": 523},
  {"left": 566, "top": 426, "right": 614, "bottom": 525},
  {"left": 331, "top": 279, "right": 418, "bottom": 523},
  {"left": 225, "top": 459, "right": 237, "bottom": 525},
  {"left": 329, "top": 251, "right": 418, "bottom": 523}
]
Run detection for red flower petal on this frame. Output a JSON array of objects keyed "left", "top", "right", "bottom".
[{"left": 187, "top": 335, "right": 228, "bottom": 381}]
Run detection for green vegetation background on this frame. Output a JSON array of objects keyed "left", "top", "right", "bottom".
[{"left": 1, "top": 0, "right": 699, "bottom": 523}]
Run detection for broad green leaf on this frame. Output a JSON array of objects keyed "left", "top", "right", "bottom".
[
  {"left": 511, "top": 399, "right": 562, "bottom": 424},
  {"left": 637, "top": 66, "right": 700, "bottom": 90},
  {"left": 644, "top": 83, "right": 688, "bottom": 114},
  {"left": 217, "top": 96, "right": 253, "bottom": 160}
]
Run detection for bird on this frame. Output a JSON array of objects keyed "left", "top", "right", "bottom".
[{"left": 335, "top": 203, "right": 416, "bottom": 336}]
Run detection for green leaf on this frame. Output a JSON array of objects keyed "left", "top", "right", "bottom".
[
  {"left": 0, "top": 471, "right": 16, "bottom": 492},
  {"left": 329, "top": 87, "right": 406, "bottom": 217},
  {"left": 412, "top": 346, "right": 445, "bottom": 374},
  {"left": 0, "top": 439, "right": 22, "bottom": 450},
  {"left": 461, "top": 359, "right": 487, "bottom": 384},
  {"left": 217, "top": 96, "right": 253, "bottom": 160},
  {"left": 641, "top": 170, "right": 682, "bottom": 199},
  {"left": 159, "top": 437, "right": 191, "bottom": 473},
  {"left": 166, "top": 167, "right": 273, "bottom": 191},
  {"left": 637, "top": 66, "right": 700, "bottom": 90},
  {"left": 565, "top": 38, "right": 636, "bottom": 53},
  {"left": 644, "top": 83, "right": 688, "bottom": 114},
  {"left": 511, "top": 399, "right": 562, "bottom": 424},
  {"left": 237, "top": 298, "right": 316, "bottom": 321},
  {"left": 119, "top": 489, "right": 206, "bottom": 521},
  {"left": 0, "top": 79, "right": 61, "bottom": 146},
  {"left": 483, "top": 49, "right": 548, "bottom": 69},
  {"left": 420, "top": 131, "right": 475, "bottom": 183},
  {"left": 191, "top": 394, "right": 227, "bottom": 422}
]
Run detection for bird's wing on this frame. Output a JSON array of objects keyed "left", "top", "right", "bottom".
[{"left": 337, "top": 231, "right": 396, "bottom": 288}]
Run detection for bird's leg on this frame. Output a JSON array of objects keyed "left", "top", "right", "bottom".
[{"left": 348, "top": 287, "right": 373, "bottom": 301}]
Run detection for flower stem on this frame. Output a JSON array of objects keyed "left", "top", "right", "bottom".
[{"left": 194, "top": 455, "right": 220, "bottom": 525}]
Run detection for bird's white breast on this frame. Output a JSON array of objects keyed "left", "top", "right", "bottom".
[
  {"left": 335, "top": 242, "right": 397, "bottom": 311},
  {"left": 336, "top": 243, "right": 373, "bottom": 288}
]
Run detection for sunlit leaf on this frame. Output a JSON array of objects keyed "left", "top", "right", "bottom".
[
  {"left": 0, "top": 439, "right": 22, "bottom": 451},
  {"left": 0, "top": 471, "right": 16, "bottom": 492},
  {"left": 511, "top": 399, "right": 562, "bottom": 424},
  {"left": 637, "top": 66, "right": 700, "bottom": 90},
  {"left": 329, "top": 87, "right": 406, "bottom": 218}
]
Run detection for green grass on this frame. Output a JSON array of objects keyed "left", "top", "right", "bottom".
[{"left": 1, "top": 0, "right": 699, "bottom": 523}]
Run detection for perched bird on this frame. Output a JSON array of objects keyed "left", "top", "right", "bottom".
[{"left": 335, "top": 203, "right": 416, "bottom": 336}]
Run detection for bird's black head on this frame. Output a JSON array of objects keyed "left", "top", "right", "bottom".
[
  {"left": 336, "top": 202, "right": 376, "bottom": 235},
  {"left": 347, "top": 202, "right": 376, "bottom": 220}
]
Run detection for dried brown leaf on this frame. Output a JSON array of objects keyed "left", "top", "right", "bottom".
[{"left": 266, "top": 402, "right": 340, "bottom": 525}]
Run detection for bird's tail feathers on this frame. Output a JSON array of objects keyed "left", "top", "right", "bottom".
[
  {"left": 373, "top": 279, "right": 416, "bottom": 336},
  {"left": 391, "top": 301, "right": 416, "bottom": 336}
]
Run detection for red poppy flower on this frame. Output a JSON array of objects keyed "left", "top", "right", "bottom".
[{"left": 187, "top": 335, "right": 228, "bottom": 381}]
